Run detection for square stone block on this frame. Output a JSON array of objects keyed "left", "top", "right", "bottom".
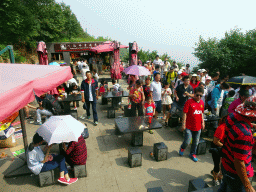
[
  {"left": 168, "top": 116, "right": 179, "bottom": 127},
  {"left": 74, "top": 164, "right": 87, "bottom": 178},
  {"left": 147, "top": 187, "right": 164, "bottom": 192},
  {"left": 131, "top": 132, "right": 143, "bottom": 146},
  {"left": 107, "top": 107, "right": 115, "bottom": 118},
  {"left": 153, "top": 142, "right": 168, "bottom": 161},
  {"left": 196, "top": 139, "right": 207, "bottom": 155},
  {"left": 188, "top": 178, "right": 209, "bottom": 192},
  {"left": 39, "top": 169, "right": 54, "bottom": 187},
  {"left": 124, "top": 105, "right": 133, "bottom": 117},
  {"left": 128, "top": 147, "right": 142, "bottom": 168},
  {"left": 102, "top": 97, "right": 108, "bottom": 105}
]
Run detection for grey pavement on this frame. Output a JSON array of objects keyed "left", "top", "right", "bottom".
[{"left": 0, "top": 72, "right": 256, "bottom": 192}]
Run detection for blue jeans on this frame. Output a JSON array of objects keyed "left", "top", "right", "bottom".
[
  {"left": 85, "top": 100, "right": 98, "bottom": 122},
  {"left": 181, "top": 129, "right": 201, "bottom": 155},
  {"left": 36, "top": 109, "right": 53, "bottom": 123},
  {"left": 41, "top": 154, "right": 68, "bottom": 175},
  {"left": 218, "top": 165, "right": 253, "bottom": 192},
  {"left": 154, "top": 100, "right": 162, "bottom": 113},
  {"left": 170, "top": 101, "right": 183, "bottom": 117}
]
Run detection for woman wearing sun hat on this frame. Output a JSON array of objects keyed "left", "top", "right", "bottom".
[
  {"left": 218, "top": 96, "right": 256, "bottom": 192},
  {"left": 190, "top": 74, "right": 200, "bottom": 91}
]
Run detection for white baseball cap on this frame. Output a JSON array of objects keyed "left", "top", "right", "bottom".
[
  {"left": 192, "top": 74, "right": 197, "bottom": 77},
  {"left": 206, "top": 76, "right": 212, "bottom": 81},
  {"left": 201, "top": 69, "right": 207, "bottom": 73},
  {"left": 177, "top": 71, "right": 182, "bottom": 75},
  {"left": 198, "top": 69, "right": 202, "bottom": 72}
]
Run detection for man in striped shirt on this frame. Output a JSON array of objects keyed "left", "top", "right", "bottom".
[{"left": 218, "top": 96, "right": 256, "bottom": 192}]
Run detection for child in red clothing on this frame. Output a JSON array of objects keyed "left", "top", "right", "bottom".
[
  {"left": 144, "top": 96, "right": 155, "bottom": 134},
  {"left": 210, "top": 115, "right": 228, "bottom": 186}
]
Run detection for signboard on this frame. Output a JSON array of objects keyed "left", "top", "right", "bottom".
[{"left": 54, "top": 42, "right": 104, "bottom": 52}]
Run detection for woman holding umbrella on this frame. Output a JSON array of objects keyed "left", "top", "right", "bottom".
[{"left": 27, "top": 133, "right": 78, "bottom": 185}]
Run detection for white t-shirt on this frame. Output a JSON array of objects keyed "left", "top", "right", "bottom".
[
  {"left": 27, "top": 146, "right": 44, "bottom": 175},
  {"left": 113, "top": 84, "right": 120, "bottom": 91},
  {"left": 234, "top": 88, "right": 253, "bottom": 100},
  {"left": 67, "top": 78, "right": 78, "bottom": 87},
  {"left": 163, "top": 62, "right": 171, "bottom": 72},
  {"left": 201, "top": 76, "right": 206, "bottom": 84},
  {"left": 217, "top": 90, "right": 225, "bottom": 106},
  {"left": 78, "top": 61, "right": 83, "bottom": 70},
  {"left": 89, "top": 83, "right": 93, "bottom": 101},
  {"left": 184, "top": 68, "right": 191, "bottom": 74},
  {"left": 153, "top": 59, "right": 163, "bottom": 67},
  {"left": 150, "top": 81, "right": 162, "bottom": 101},
  {"left": 93, "top": 73, "right": 99, "bottom": 81},
  {"left": 81, "top": 68, "right": 89, "bottom": 80}
]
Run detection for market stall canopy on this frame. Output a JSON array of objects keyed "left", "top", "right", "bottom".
[
  {"left": 89, "top": 41, "right": 128, "bottom": 54},
  {"left": 227, "top": 76, "right": 256, "bottom": 85},
  {"left": 0, "top": 64, "right": 72, "bottom": 122}
]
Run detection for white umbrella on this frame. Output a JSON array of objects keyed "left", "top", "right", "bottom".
[
  {"left": 36, "top": 115, "right": 85, "bottom": 145},
  {"left": 124, "top": 65, "right": 151, "bottom": 76}
]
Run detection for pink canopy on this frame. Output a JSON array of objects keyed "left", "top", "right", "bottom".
[
  {"left": 0, "top": 64, "right": 72, "bottom": 122},
  {"left": 89, "top": 41, "right": 128, "bottom": 54}
]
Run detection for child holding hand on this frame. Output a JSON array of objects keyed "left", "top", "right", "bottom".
[
  {"left": 161, "top": 82, "right": 173, "bottom": 120},
  {"left": 144, "top": 96, "right": 155, "bottom": 134}
]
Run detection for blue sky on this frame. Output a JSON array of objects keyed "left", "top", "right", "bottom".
[{"left": 57, "top": 0, "right": 255, "bottom": 67}]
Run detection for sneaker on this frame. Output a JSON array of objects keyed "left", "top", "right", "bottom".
[
  {"left": 34, "top": 121, "right": 42, "bottom": 125},
  {"left": 74, "top": 107, "right": 77, "bottom": 110},
  {"left": 87, "top": 116, "right": 90, "bottom": 119},
  {"left": 213, "top": 179, "right": 220, "bottom": 186},
  {"left": 189, "top": 154, "right": 198, "bottom": 162},
  {"left": 148, "top": 130, "right": 154, "bottom": 134},
  {"left": 58, "top": 177, "right": 78, "bottom": 185},
  {"left": 94, "top": 121, "right": 98, "bottom": 126},
  {"left": 179, "top": 147, "right": 185, "bottom": 156}
]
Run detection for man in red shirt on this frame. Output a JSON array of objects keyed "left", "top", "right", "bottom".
[
  {"left": 179, "top": 87, "right": 205, "bottom": 162},
  {"left": 218, "top": 96, "right": 256, "bottom": 192}
]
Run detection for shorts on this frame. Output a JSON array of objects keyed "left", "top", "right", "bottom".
[
  {"left": 154, "top": 100, "right": 162, "bottom": 113},
  {"left": 170, "top": 102, "right": 183, "bottom": 117}
]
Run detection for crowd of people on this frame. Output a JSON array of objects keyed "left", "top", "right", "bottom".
[
  {"left": 126, "top": 55, "right": 256, "bottom": 191},
  {"left": 24, "top": 53, "right": 256, "bottom": 190}
]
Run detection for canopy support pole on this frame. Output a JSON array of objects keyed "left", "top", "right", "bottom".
[{"left": 19, "top": 108, "right": 28, "bottom": 156}]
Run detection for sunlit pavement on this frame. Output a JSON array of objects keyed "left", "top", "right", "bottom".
[{"left": 1, "top": 72, "right": 255, "bottom": 192}]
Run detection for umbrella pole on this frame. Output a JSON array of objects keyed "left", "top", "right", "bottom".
[{"left": 19, "top": 108, "right": 28, "bottom": 157}]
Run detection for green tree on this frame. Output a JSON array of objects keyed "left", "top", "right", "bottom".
[{"left": 194, "top": 28, "right": 256, "bottom": 77}]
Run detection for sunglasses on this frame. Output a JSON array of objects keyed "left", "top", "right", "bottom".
[{"left": 196, "top": 94, "right": 203, "bottom": 97}]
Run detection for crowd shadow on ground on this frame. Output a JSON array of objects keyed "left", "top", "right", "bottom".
[{"left": 145, "top": 168, "right": 210, "bottom": 191}]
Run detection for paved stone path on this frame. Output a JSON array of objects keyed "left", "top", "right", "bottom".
[{"left": 0, "top": 72, "right": 255, "bottom": 191}]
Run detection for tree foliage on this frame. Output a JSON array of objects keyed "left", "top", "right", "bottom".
[
  {"left": 0, "top": 0, "right": 91, "bottom": 46},
  {"left": 193, "top": 28, "right": 256, "bottom": 77}
]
